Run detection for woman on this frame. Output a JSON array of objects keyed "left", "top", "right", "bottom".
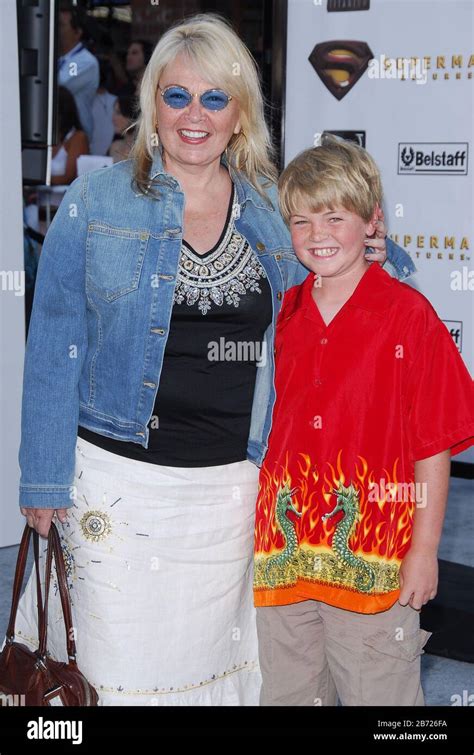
[
  {"left": 90, "top": 57, "right": 118, "bottom": 157},
  {"left": 119, "top": 39, "right": 154, "bottom": 97},
  {"left": 50, "top": 86, "right": 89, "bottom": 186},
  {"left": 108, "top": 94, "right": 137, "bottom": 163},
  {"left": 8, "top": 14, "right": 413, "bottom": 706}
]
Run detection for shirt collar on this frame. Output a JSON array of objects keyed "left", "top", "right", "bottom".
[
  {"left": 148, "top": 147, "right": 275, "bottom": 212},
  {"left": 59, "top": 42, "right": 83, "bottom": 62},
  {"left": 295, "top": 261, "right": 395, "bottom": 320}
]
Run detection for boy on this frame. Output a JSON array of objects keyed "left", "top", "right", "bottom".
[{"left": 253, "top": 135, "right": 474, "bottom": 706}]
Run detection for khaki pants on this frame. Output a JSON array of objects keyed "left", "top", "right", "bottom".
[{"left": 256, "top": 599, "right": 432, "bottom": 706}]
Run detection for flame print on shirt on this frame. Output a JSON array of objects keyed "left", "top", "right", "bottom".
[{"left": 254, "top": 449, "right": 415, "bottom": 601}]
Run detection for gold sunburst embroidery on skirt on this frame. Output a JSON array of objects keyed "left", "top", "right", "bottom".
[{"left": 80, "top": 510, "right": 112, "bottom": 542}]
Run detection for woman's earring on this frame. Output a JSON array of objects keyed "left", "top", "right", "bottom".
[{"left": 151, "top": 122, "right": 160, "bottom": 149}]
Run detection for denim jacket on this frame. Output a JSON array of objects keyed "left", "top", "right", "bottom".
[{"left": 18, "top": 149, "right": 416, "bottom": 509}]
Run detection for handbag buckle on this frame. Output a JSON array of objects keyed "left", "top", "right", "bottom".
[{"left": 34, "top": 656, "right": 47, "bottom": 671}]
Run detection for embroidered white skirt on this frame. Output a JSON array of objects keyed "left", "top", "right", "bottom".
[{"left": 10, "top": 436, "right": 262, "bottom": 705}]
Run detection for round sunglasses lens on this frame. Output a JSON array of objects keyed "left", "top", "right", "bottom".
[
  {"left": 163, "top": 87, "right": 191, "bottom": 108},
  {"left": 201, "top": 90, "right": 230, "bottom": 110}
]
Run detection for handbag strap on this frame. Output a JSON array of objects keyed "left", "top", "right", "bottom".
[
  {"left": 5, "top": 523, "right": 34, "bottom": 643},
  {"left": 5, "top": 522, "right": 77, "bottom": 663},
  {"left": 33, "top": 526, "right": 45, "bottom": 631},
  {"left": 37, "top": 522, "right": 77, "bottom": 662}
]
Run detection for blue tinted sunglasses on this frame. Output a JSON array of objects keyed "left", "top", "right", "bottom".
[{"left": 159, "top": 85, "right": 232, "bottom": 111}]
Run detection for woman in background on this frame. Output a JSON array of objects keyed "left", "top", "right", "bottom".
[
  {"left": 108, "top": 94, "right": 136, "bottom": 163},
  {"left": 51, "top": 86, "right": 89, "bottom": 185}
]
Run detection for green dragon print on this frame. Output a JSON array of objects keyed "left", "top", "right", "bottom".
[
  {"left": 322, "top": 482, "right": 375, "bottom": 592},
  {"left": 264, "top": 484, "right": 302, "bottom": 587}
]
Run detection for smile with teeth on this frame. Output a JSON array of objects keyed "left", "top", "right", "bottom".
[
  {"left": 310, "top": 247, "right": 339, "bottom": 257},
  {"left": 179, "top": 129, "right": 210, "bottom": 138}
]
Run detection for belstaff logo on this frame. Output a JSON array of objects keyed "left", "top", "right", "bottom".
[
  {"left": 398, "top": 143, "right": 469, "bottom": 175},
  {"left": 327, "top": 0, "right": 370, "bottom": 10},
  {"left": 442, "top": 321, "right": 463, "bottom": 352},
  {"left": 324, "top": 130, "right": 366, "bottom": 147},
  {"left": 309, "top": 41, "right": 374, "bottom": 100}
]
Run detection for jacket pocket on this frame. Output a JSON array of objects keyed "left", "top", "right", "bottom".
[{"left": 86, "top": 223, "right": 149, "bottom": 301}]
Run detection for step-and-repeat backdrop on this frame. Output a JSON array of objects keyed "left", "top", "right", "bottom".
[{"left": 284, "top": 0, "right": 473, "bottom": 461}]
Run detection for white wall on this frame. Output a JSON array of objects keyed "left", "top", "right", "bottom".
[{"left": 0, "top": 0, "right": 26, "bottom": 547}]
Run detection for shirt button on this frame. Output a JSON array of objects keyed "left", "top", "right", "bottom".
[
  {"left": 320, "top": 338, "right": 328, "bottom": 345},
  {"left": 314, "top": 378, "right": 322, "bottom": 386},
  {"left": 256, "top": 242, "right": 266, "bottom": 251}
]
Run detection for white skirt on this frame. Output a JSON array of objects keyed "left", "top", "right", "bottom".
[{"left": 10, "top": 436, "right": 262, "bottom": 705}]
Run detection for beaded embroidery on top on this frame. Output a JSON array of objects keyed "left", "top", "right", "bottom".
[{"left": 174, "top": 184, "right": 268, "bottom": 315}]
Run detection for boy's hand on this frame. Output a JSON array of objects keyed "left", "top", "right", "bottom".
[
  {"left": 364, "top": 206, "right": 387, "bottom": 264},
  {"left": 398, "top": 548, "right": 438, "bottom": 610}
]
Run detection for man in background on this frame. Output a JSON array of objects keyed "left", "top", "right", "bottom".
[{"left": 57, "top": 2, "right": 99, "bottom": 144}]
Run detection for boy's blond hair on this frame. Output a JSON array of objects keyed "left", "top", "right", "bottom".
[{"left": 278, "top": 134, "right": 383, "bottom": 225}]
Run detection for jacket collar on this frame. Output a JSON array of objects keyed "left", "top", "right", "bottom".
[{"left": 148, "top": 147, "right": 274, "bottom": 212}]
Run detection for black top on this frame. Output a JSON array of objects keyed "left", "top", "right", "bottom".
[{"left": 78, "top": 182, "right": 273, "bottom": 466}]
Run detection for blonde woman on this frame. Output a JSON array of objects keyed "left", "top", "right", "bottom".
[{"left": 9, "top": 14, "right": 412, "bottom": 705}]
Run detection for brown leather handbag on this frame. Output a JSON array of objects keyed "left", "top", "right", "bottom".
[{"left": 0, "top": 522, "right": 99, "bottom": 706}]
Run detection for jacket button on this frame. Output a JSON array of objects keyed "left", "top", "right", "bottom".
[
  {"left": 140, "top": 232, "right": 148, "bottom": 240},
  {"left": 143, "top": 381, "right": 156, "bottom": 388},
  {"left": 256, "top": 242, "right": 265, "bottom": 251},
  {"left": 277, "top": 291, "right": 282, "bottom": 300},
  {"left": 275, "top": 254, "right": 282, "bottom": 261}
]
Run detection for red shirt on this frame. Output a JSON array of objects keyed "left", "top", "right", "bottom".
[{"left": 254, "top": 263, "right": 474, "bottom": 613}]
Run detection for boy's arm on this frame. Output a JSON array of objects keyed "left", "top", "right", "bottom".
[{"left": 398, "top": 449, "right": 451, "bottom": 610}]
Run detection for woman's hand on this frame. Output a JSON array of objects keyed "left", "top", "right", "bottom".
[
  {"left": 20, "top": 507, "right": 68, "bottom": 538},
  {"left": 364, "top": 206, "right": 387, "bottom": 265}
]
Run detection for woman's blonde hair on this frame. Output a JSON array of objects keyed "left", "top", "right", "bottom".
[
  {"left": 278, "top": 134, "right": 383, "bottom": 225},
  {"left": 128, "top": 13, "right": 278, "bottom": 199}
]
